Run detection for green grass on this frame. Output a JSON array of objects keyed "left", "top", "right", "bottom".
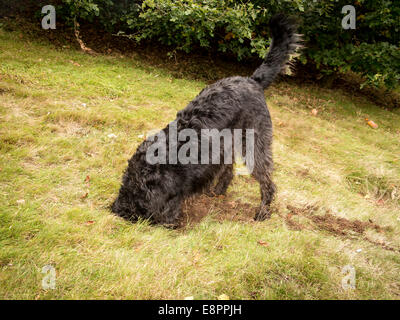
[{"left": 1, "top": 26, "right": 400, "bottom": 300}]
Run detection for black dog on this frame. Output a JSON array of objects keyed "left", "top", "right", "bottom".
[{"left": 112, "top": 14, "right": 301, "bottom": 227}]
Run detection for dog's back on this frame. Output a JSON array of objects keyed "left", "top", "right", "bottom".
[{"left": 176, "top": 76, "right": 267, "bottom": 132}]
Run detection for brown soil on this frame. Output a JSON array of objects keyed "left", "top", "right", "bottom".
[
  {"left": 285, "top": 216, "right": 306, "bottom": 231},
  {"left": 179, "top": 193, "right": 399, "bottom": 252},
  {"left": 182, "top": 194, "right": 258, "bottom": 227},
  {"left": 308, "top": 213, "right": 381, "bottom": 235},
  {"left": 364, "top": 237, "right": 399, "bottom": 253},
  {"left": 286, "top": 204, "right": 383, "bottom": 235},
  {"left": 285, "top": 204, "right": 399, "bottom": 252}
]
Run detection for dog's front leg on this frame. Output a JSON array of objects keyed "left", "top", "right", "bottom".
[
  {"left": 154, "top": 195, "right": 183, "bottom": 228},
  {"left": 213, "top": 165, "right": 234, "bottom": 195}
]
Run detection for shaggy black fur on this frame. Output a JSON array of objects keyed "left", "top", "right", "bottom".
[{"left": 111, "top": 14, "right": 301, "bottom": 227}]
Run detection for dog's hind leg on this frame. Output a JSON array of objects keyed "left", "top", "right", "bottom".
[
  {"left": 253, "top": 170, "right": 276, "bottom": 221},
  {"left": 213, "top": 164, "right": 234, "bottom": 196},
  {"left": 249, "top": 139, "right": 276, "bottom": 221}
]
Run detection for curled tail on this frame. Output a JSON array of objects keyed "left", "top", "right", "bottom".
[{"left": 251, "top": 14, "right": 302, "bottom": 90}]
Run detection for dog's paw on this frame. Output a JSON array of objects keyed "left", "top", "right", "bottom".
[
  {"left": 254, "top": 209, "right": 271, "bottom": 221},
  {"left": 162, "top": 222, "right": 181, "bottom": 229}
]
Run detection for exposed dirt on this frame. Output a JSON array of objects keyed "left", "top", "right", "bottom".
[
  {"left": 285, "top": 204, "right": 399, "bottom": 252},
  {"left": 286, "top": 204, "right": 318, "bottom": 216},
  {"left": 285, "top": 215, "right": 306, "bottom": 231},
  {"left": 364, "top": 237, "right": 400, "bottom": 253},
  {"left": 182, "top": 196, "right": 396, "bottom": 255},
  {"left": 309, "top": 213, "right": 381, "bottom": 235},
  {"left": 286, "top": 204, "right": 383, "bottom": 235},
  {"left": 182, "top": 194, "right": 258, "bottom": 227}
]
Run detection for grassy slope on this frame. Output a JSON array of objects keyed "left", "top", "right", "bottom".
[{"left": 0, "top": 27, "right": 400, "bottom": 300}]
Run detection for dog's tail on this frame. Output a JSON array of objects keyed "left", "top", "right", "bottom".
[{"left": 251, "top": 14, "right": 302, "bottom": 90}]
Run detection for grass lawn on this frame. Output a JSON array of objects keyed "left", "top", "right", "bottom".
[{"left": 1, "top": 25, "right": 400, "bottom": 300}]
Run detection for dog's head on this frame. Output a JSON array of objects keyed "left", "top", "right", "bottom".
[{"left": 111, "top": 141, "right": 168, "bottom": 222}]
